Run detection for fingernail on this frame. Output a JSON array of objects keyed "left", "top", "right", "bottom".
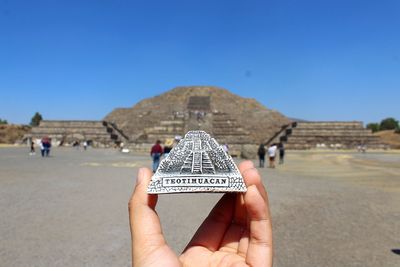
[{"left": 136, "top": 168, "right": 145, "bottom": 185}]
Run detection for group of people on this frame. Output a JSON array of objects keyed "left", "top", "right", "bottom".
[
  {"left": 151, "top": 137, "right": 286, "bottom": 174},
  {"left": 258, "top": 142, "right": 285, "bottom": 168},
  {"left": 72, "top": 140, "right": 88, "bottom": 150},
  {"left": 30, "top": 138, "right": 92, "bottom": 157},
  {"left": 151, "top": 138, "right": 286, "bottom": 172},
  {"left": 30, "top": 137, "right": 52, "bottom": 157}
]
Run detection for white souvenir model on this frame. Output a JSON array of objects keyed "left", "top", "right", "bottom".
[{"left": 147, "top": 131, "right": 247, "bottom": 194}]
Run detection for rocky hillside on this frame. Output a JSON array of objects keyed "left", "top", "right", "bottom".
[
  {"left": 0, "top": 124, "right": 31, "bottom": 144},
  {"left": 375, "top": 130, "right": 400, "bottom": 149}
]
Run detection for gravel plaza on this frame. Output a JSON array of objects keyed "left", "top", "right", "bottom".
[{"left": 0, "top": 147, "right": 399, "bottom": 266}]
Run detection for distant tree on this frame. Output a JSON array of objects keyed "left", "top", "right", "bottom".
[
  {"left": 0, "top": 118, "right": 8, "bottom": 125},
  {"left": 30, "top": 112, "right": 43, "bottom": 126},
  {"left": 379, "top": 117, "right": 398, "bottom": 131},
  {"left": 366, "top": 123, "right": 380, "bottom": 133},
  {"left": 396, "top": 121, "right": 400, "bottom": 134}
]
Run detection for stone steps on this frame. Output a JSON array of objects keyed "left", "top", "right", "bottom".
[
  {"left": 31, "top": 128, "right": 111, "bottom": 134},
  {"left": 27, "top": 120, "right": 127, "bottom": 147},
  {"left": 277, "top": 121, "right": 384, "bottom": 149},
  {"left": 294, "top": 122, "right": 363, "bottom": 128},
  {"left": 38, "top": 120, "right": 105, "bottom": 128},
  {"left": 289, "top": 132, "right": 375, "bottom": 137},
  {"left": 212, "top": 131, "right": 249, "bottom": 136},
  {"left": 285, "top": 143, "right": 383, "bottom": 149},
  {"left": 142, "top": 118, "right": 186, "bottom": 141},
  {"left": 212, "top": 112, "right": 250, "bottom": 145},
  {"left": 187, "top": 96, "right": 211, "bottom": 111},
  {"left": 213, "top": 136, "right": 250, "bottom": 145},
  {"left": 160, "top": 120, "right": 185, "bottom": 126},
  {"left": 286, "top": 137, "right": 381, "bottom": 143},
  {"left": 144, "top": 126, "right": 184, "bottom": 133},
  {"left": 146, "top": 134, "right": 181, "bottom": 142}
]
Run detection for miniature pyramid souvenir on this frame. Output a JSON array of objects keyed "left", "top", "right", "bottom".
[{"left": 147, "top": 131, "right": 247, "bottom": 194}]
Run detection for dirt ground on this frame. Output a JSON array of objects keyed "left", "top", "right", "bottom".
[
  {"left": 0, "top": 147, "right": 399, "bottom": 266},
  {"left": 375, "top": 130, "right": 400, "bottom": 149}
]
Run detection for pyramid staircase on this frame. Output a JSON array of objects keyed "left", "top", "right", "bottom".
[
  {"left": 211, "top": 112, "right": 250, "bottom": 144},
  {"left": 141, "top": 116, "right": 186, "bottom": 142}
]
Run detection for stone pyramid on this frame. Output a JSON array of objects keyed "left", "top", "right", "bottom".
[
  {"left": 147, "top": 130, "right": 247, "bottom": 194},
  {"left": 104, "top": 86, "right": 291, "bottom": 145}
]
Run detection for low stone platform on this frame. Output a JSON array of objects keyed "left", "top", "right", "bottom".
[
  {"left": 269, "top": 121, "right": 384, "bottom": 149},
  {"left": 26, "top": 120, "right": 128, "bottom": 147}
]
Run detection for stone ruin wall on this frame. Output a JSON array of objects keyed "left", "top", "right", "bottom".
[
  {"left": 27, "top": 120, "right": 127, "bottom": 147},
  {"left": 268, "top": 121, "right": 384, "bottom": 150}
]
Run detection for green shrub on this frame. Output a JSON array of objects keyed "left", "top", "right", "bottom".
[
  {"left": 380, "top": 117, "right": 398, "bottom": 131},
  {"left": 366, "top": 123, "right": 380, "bottom": 133}
]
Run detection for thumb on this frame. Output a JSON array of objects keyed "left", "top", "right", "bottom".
[{"left": 128, "top": 168, "right": 166, "bottom": 261}]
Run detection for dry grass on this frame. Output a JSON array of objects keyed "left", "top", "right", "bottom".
[
  {"left": 0, "top": 124, "right": 31, "bottom": 144},
  {"left": 375, "top": 130, "right": 400, "bottom": 149}
]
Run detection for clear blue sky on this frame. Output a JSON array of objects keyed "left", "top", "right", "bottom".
[{"left": 1, "top": 0, "right": 399, "bottom": 124}]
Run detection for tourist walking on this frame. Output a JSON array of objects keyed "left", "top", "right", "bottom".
[
  {"left": 257, "top": 144, "right": 266, "bottom": 167},
  {"left": 40, "top": 137, "right": 51, "bottom": 157},
  {"left": 278, "top": 142, "right": 285, "bottom": 164},
  {"left": 150, "top": 140, "right": 163, "bottom": 173},
  {"left": 40, "top": 140, "right": 45, "bottom": 157},
  {"left": 29, "top": 140, "right": 35, "bottom": 156},
  {"left": 83, "top": 141, "right": 88, "bottom": 150},
  {"left": 42, "top": 138, "right": 51, "bottom": 157},
  {"left": 267, "top": 143, "right": 277, "bottom": 168}
]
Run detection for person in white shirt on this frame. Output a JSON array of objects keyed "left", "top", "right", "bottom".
[{"left": 267, "top": 143, "right": 277, "bottom": 168}]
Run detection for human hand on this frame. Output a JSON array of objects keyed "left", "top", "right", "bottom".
[{"left": 128, "top": 161, "right": 273, "bottom": 267}]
